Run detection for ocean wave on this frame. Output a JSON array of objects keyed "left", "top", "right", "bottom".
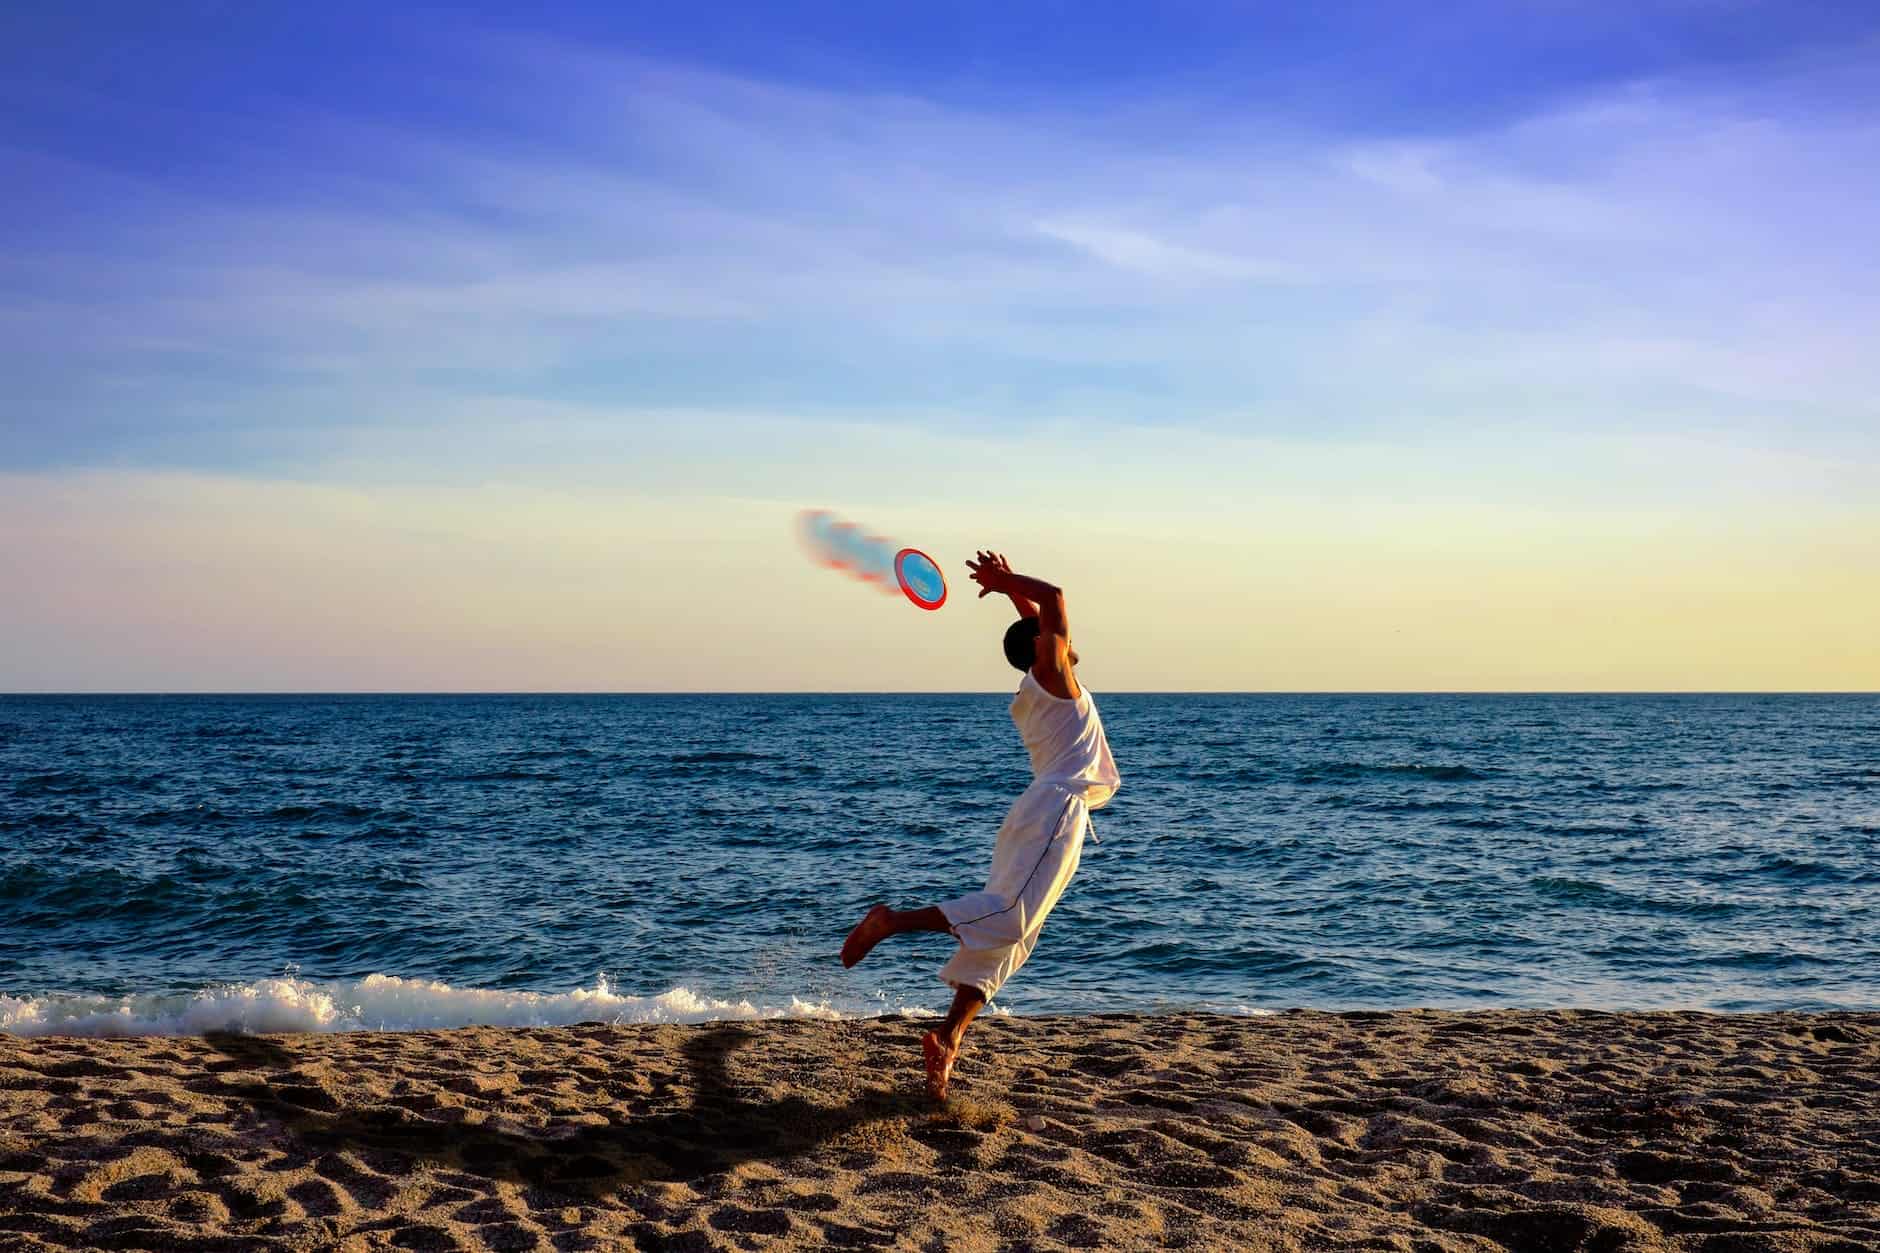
[
  {"left": 263, "top": 802, "right": 387, "bottom": 821},
  {"left": 1314, "top": 795, "right": 1482, "bottom": 814},
  {"left": 0, "top": 975, "right": 865, "bottom": 1038},
  {"left": 1296, "top": 763, "right": 1494, "bottom": 783},
  {"left": 1529, "top": 876, "right": 1741, "bottom": 918},
  {"left": 1, "top": 864, "right": 195, "bottom": 914},
  {"left": 11, "top": 771, "right": 100, "bottom": 797},
  {"left": 1192, "top": 1002, "right": 1278, "bottom": 1016}
]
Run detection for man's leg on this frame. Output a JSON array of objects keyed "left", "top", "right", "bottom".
[
  {"left": 921, "top": 984, "right": 986, "bottom": 1101},
  {"left": 839, "top": 904, "right": 992, "bottom": 1102},
  {"left": 841, "top": 904, "right": 950, "bottom": 968},
  {"left": 937, "top": 983, "right": 987, "bottom": 1051}
]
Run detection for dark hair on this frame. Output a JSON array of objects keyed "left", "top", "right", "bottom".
[{"left": 1002, "top": 618, "right": 1041, "bottom": 672}]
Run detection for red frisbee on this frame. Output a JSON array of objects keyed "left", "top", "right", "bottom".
[{"left": 894, "top": 548, "right": 948, "bottom": 610}]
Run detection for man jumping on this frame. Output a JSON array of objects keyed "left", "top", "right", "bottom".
[{"left": 840, "top": 551, "right": 1121, "bottom": 1101}]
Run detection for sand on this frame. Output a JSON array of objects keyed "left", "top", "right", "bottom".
[{"left": 0, "top": 1010, "right": 1875, "bottom": 1251}]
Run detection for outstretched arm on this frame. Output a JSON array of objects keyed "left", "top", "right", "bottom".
[{"left": 965, "top": 552, "right": 1076, "bottom": 697}]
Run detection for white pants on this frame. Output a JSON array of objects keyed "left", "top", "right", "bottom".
[{"left": 938, "top": 782, "right": 1089, "bottom": 1000}]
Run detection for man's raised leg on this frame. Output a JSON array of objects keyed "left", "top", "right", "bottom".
[{"left": 841, "top": 904, "right": 951, "bottom": 968}]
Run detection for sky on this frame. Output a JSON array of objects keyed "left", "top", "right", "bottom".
[{"left": 2, "top": 1, "right": 1876, "bottom": 691}]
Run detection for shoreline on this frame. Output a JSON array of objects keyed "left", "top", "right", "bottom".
[
  {"left": 2, "top": 1009, "right": 1876, "bottom": 1250},
  {"left": 6, "top": 973, "right": 1876, "bottom": 1041}
]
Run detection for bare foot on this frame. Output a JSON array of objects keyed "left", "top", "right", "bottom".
[
  {"left": 922, "top": 1030, "right": 959, "bottom": 1102},
  {"left": 841, "top": 904, "right": 893, "bottom": 968}
]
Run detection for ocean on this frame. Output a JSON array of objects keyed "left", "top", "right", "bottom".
[{"left": 1, "top": 693, "right": 1875, "bottom": 1036}]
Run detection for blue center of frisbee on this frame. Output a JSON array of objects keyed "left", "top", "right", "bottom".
[{"left": 899, "top": 552, "right": 943, "bottom": 602}]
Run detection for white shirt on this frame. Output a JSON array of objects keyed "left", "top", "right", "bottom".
[{"left": 1011, "top": 670, "right": 1121, "bottom": 808}]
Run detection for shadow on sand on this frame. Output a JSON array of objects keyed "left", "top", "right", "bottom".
[{"left": 202, "top": 1026, "right": 926, "bottom": 1193}]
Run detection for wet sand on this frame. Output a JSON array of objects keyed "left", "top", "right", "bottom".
[{"left": 1, "top": 1010, "right": 1875, "bottom": 1250}]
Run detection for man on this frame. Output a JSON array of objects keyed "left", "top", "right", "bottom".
[{"left": 841, "top": 551, "right": 1121, "bottom": 1100}]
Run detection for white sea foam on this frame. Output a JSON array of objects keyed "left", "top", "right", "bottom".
[
  {"left": 0, "top": 974, "right": 891, "bottom": 1038},
  {"left": 1188, "top": 1001, "right": 1278, "bottom": 1017}
]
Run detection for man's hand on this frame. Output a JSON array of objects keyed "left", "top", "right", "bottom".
[
  {"left": 966, "top": 551, "right": 1015, "bottom": 599},
  {"left": 968, "top": 550, "right": 1042, "bottom": 619}
]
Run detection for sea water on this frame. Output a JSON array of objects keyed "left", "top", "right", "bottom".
[{"left": 1, "top": 694, "right": 1874, "bottom": 1035}]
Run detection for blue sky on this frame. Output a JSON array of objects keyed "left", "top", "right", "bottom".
[
  {"left": 6, "top": 1, "right": 1878, "bottom": 475},
  {"left": 3, "top": 2, "right": 1877, "bottom": 690}
]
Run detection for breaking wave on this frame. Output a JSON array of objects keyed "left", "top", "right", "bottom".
[{"left": 0, "top": 974, "right": 898, "bottom": 1038}]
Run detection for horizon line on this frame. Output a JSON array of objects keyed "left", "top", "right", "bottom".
[{"left": 3, "top": 690, "right": 1876, "bottom": 698}]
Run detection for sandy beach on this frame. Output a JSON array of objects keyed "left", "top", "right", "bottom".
[{"left": 0, "top": 1010, "right": 1875, "bottom": 1251}]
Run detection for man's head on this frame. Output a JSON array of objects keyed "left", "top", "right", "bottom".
[
  {"left": 1002, "top": 618, "right": 1078, "bottom": 672},
  {"left": 1002, "top": 618, "right": 1040, "bottom": 672}
]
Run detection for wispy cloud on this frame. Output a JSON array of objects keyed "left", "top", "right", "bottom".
[{"left": 5, "top": 34, "right": 1877, "bottom": 475}]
